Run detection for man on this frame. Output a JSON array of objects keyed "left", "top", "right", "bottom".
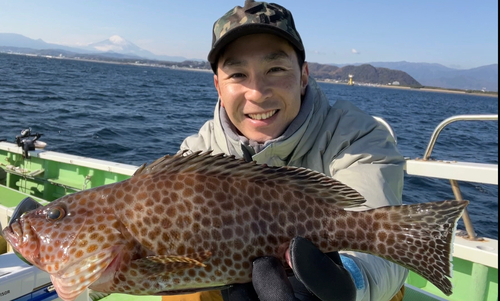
[{"left": 174, "top": 1, "right": 408, "bottom": 300}]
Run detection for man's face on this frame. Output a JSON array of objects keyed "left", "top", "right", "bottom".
[{"left": 214, "top": 33, "right": 309, "bottom": 143}]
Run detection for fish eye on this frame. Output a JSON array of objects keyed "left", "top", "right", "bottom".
[{"left": 47, "top": 207, "right": 66, "bottom": 221}]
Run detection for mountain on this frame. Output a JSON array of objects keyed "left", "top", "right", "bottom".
[
  {"left": 83, "top": 35, "right": 187, "bottom": 62},
  {"left": 308, "top": 62, "right": 421, "bottom": 87},
  {"left": 343, "top": 61, "right": 498, "bottom": 92},
  {"left": 308, "top": 63, "right": 340, "bottom": 79},
  {"left": 0, "top": 33, "right": 92, "bottom": 54},
  {"left": 0, "top": 33, "right": 189, "bottom": 62}
]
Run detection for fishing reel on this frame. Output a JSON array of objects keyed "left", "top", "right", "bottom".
[{"left": 15, "top": 128, "right": 47, "bottom": 158}]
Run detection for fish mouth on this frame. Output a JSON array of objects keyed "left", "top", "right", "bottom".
[
  {"left": 3, "top": 217, "right": 30, "bottom": 249},
  {"left": 3, "top": 197, "right": 43, "bottom": 246},
  {"left": 2, "top": 197, "right": 43, "bottom": 265},
  {"left": 2, "top": 222, "right": 21, "bottom": 246},
  {"left": 2, "top": 218, "right": 39, "bottom": 265}
]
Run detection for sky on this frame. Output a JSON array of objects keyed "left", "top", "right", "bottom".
[{"left": 0, "top": 0, "right": 498, "bottom": 69}]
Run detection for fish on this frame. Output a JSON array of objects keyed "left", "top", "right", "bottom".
[{"left": 1, "top": 151, "right": 468, "bottom": 300}]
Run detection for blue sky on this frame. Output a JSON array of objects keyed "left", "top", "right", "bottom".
[{"left": 1, "top": 0, "right": 498, "bottom": 69}]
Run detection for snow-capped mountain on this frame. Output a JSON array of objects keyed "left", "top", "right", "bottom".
[
  {"left": 84, "top": 35, "right": 187, "bottom": 62},
  {"left": 86, "top": 35, "right": 149, "bottom": 56}
]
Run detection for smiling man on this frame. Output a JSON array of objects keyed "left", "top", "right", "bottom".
[
  {"left": 177, "top": 1, "right": 408, "bottom": 301},
  {"left": 214, "top": 33, "right": 307, "bottom": 143}
]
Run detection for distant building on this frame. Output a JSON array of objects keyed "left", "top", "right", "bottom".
[{"left": 392, "top": 81, "right": 400, "bottom": 86}]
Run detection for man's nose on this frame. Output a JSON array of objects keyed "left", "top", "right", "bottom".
[{"left": 245, "top": 75, "right": 272, "bottom": 102}]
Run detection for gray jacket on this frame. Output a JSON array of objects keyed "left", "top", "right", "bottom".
[{"left": 180, "top": 78, "right": 408, "bottom": 301}]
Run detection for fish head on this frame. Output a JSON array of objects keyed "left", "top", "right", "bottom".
[
  {"left": 3, "top": 196, "right": 90, "bottom": 271},
  {"left": 2, "top": 192, "right": 129, "bottom": 300}
]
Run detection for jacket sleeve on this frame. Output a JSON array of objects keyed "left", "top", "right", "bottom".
[
  {"left": 325, "top": 102, "right": 408, "bottom": 301},
  {"left": 179, "top": 120, "right": 222, "bottom": 155}
]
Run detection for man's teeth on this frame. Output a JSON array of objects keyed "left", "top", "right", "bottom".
[{"left": 248, "top": 110, "right": 277, "bottom": 120}]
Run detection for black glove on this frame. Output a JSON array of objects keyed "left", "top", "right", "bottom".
[{"left": 221, "top": 237, "right": 356, "bottom": 301}]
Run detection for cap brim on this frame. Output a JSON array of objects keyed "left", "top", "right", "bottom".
[{"left": 207, "top": 23, "right": 305, "bottom": 66}]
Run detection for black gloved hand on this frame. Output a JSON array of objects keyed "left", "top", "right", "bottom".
[
  {"left": 221, "top": 237, "right": 356, "bottom": 301},
  {"left": 221, "top": 256, "right": 297, "bottom": 301}
]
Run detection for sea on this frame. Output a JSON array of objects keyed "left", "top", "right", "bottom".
[{"left": 0, "top": 53, "right": 498, "bottom": 239}]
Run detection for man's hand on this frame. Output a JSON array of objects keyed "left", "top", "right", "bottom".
[{"left": 221, "top": 237, "right": 356, "bottom": 301}]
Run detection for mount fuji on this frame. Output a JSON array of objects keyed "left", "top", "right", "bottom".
[{"left": 83, "top": 35, "right": 187, "bottom": 62}]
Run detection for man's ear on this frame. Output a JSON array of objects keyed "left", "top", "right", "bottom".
[
  {"left": 300, "top": 62, "right": 309, "bottom": 96},
  {"left": 214, "top": 74, "right": 224, "bottom": 107}
]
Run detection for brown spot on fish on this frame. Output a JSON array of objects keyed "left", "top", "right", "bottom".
[
  {"left": 346, "top": 217, "right": 356, "bottom": 228},
  {"left": 97, "top": 236, "right": 106, "bottom": 244},
  {"left": 378, "top": 232, "right": 387, "bottom": 241},
  {"left": 222, "top": 228, "right": 233, "bottom": 240},
  {"left": 177, "top": 203, "right": 187, "bottom": 213},
  {"left": 87, "top": 245, "right": 98, "bottom": 253},
  {"left": 154, "top": 204, "right": 165, "bottom": 214},
  {"left": 183, "top": 188, "right": 194, "bottom": 198},
  {"left": 75, "top": 250, "right": 84, "bottom": 258}
]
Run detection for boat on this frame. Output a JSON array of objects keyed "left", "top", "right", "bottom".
[{"left": 0, "top": 114, "right": 497, "bottom": 301}]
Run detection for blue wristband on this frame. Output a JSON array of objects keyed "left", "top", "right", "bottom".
[{"left": 340, "top": 255, "right": 365, "bottom": 290}]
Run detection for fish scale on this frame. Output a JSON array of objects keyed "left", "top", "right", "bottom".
[{"left": 2, "top": 151, "right": 468, "bottom": 301}]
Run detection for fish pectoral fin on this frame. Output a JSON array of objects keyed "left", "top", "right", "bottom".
[
  {"left": 52, "top": 247, "right": 122, "bottom": 301},
  {"left": 149, "top": 255, "right": 207, "bottom": 267},
  {"left": 148, "top": 251, "right": 212, "bottom": 267},
  {"left": 134, "top": 251, "right": 212, "bottom": 270}
]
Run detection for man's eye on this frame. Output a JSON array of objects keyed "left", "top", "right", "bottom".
[
  {"left": 269, "top": 67, "right": 285, "bottom": 73},
  {"left": 230, "top": 73, "right": 245, "bottom": 78}
]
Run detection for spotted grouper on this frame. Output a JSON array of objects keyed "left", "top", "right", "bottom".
[{"left": 2, "top": 151, "right": 468, "bottom": 300}]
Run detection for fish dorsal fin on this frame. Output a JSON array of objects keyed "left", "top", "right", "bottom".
[
  {"left": 134, "top": 151, "right": 366, "bottom": 208},
  {"left": 134, "top": 150, "right": 218, "bottom": 176}
]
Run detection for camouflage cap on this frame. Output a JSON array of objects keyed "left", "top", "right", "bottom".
[{"left": 208, "top": 0, "right": 305, "bottom": 72}]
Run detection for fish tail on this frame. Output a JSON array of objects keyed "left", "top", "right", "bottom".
[{"left": 346, "top": 200, "right": 468, "bottom": 296}]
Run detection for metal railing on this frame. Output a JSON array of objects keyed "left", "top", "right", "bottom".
[
  {"left": 374, "top": 116, "right": 397, "bottom": 144},
  {"left": 422, "top": 114, "right": 498, "bottom": 240},
  {"left": 423, "top": 114, "right": 498, "bottom": 160}
]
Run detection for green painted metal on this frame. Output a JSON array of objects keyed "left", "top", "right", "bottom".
[
  {"left": 0, "top": 148, "right": 131, "bottom": 203},
  {"left": 404, "top": 257, "right": 498, "bottom": 301},
  {"left": 0, "top": 186, "right": 46, "bottom": 208}
]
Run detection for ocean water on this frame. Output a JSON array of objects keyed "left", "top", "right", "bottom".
[{"left": 0, "top": 53, "right": 498, "bottom": 239}]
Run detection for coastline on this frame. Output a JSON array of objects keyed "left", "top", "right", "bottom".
[
  {"left": 1, "top": 52, "right": 212, "bottom": 73},
  {"left": 65, "top": 57, "right": 213, "bottom": 73},
  {"left": 2, "top": 52, "right": 497, "bottom": 96},
  {"left": 316, "top": 80, "right": 498, "bottom": 98}
]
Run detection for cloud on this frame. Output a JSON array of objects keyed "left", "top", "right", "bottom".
[{"left": 351, "top": 49, "right": 360, "bottom": 54}]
